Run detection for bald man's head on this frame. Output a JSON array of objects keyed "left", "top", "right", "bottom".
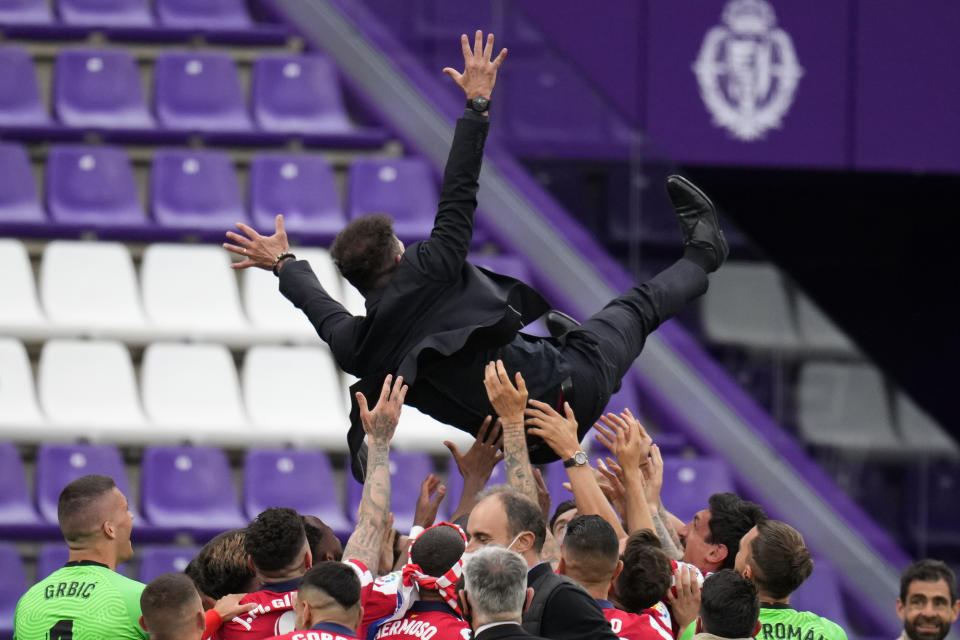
[{"left": 140, "top": 573, "right": 205, "bottom": 640}]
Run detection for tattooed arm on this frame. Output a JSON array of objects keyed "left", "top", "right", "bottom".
[
  {"left": 483, "top": 360, "right": 561, "bottom": 569},
  {"left": 644, "top": 444, "right": 684, "bottom": 558},
  {"left": 342, "top": 375, "right": 407, "bottom": 572},
  {"left": 483, "top": 360, "right": 538, "bottom": 502}
]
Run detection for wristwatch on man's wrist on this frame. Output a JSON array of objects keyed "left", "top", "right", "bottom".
[
  {"left": 466, "top": 96, "right": 491, "bottom": 113},
  {"left": 563, "top": 450, "right": 588, "bottom": 469}
]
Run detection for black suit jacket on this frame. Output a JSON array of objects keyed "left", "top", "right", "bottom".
[
  {"left": 278, "top": 114, "right": 552, "bottom": 461},
  {"left": 475, "top": 623, "right": 551, "bottom": 640},
  {"left": 523, "top": 563, "right": 619, "bottom": 640}
]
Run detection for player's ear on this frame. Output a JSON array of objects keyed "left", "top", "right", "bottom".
[
  {"left": 611, "top": 559, "right": 624, "bottom": 582},
  {"left": 103, "top": 519, "right": 116, "bottom": 540},
  {"left": 522, "top": 587, "right": 534, "bottom": 614},
  {"left": 304, "top": 546, "right": 313, "bottom": 570},
  {"left": 248, "top": 555, "right": 256, "bottom": 572},
  {"left": 139, "top": 615, "right": 148, "bottom": 632},
  {"left": 194, "top": 610, "right": 205, "bottom": 633}
]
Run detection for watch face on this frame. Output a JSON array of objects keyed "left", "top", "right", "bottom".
[
  {"left": 472, "top": 97, "right": 489, "bottom": 111},
  {"left": 574, "top": 452, "right": 588, "bottom": 466}
]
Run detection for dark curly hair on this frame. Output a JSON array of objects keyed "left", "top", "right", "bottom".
[
  {"left": 700, "top": 569, "right": 760, "bottom": 638},
  {"left": 330, "top": 213, "right": 401, "bottom": 294},
  {"left": 616, "top": 529, "right": 673, "bottom": 612},
  {"left": 245, "top": 507, "right": 307, "bottom": 574},
  {"left": 707, "top": 493, "right": 767, "bottom": 570}
]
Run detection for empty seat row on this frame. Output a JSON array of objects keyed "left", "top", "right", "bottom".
[
  {"left": 0, "top": 240, "right": 367, "bottom": 343},
  {"left": 1, "top": 0, "right": 254, "bottom": 30},
  {"left": 0, "top": 143, "right": 433, "bottom": 240},
  {"left": 701, "top": 261, "right": 858, "bottom": 356},
  {"left": 0, "top": 440, "right": 731, "bottom": 541},
  {"left": 796, "top": 361, "right": 958, "bottom": 456},
  {"left": 0, "top": 47, "right": 375, "bottom": 140},
  {"left": 0, "top": 337, "right": 479, "bottom": 452},
  {"left": 0, "top": 242, "right": 540, "bottom": 344}
]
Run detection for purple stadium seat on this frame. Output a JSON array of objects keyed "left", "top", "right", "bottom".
[
  {"left": 346, "top": 451, "right": 433, "bottom": 533},
  {"left": 46, "top": 145, "right": 147, "bottom": 227},
  {"left": 0, "top": 442, "right": 48, "bottom": 538},
  {"left": 252, "top": 54, "right": 352, "bottom": 134},
  {"left": 138, "top": 546, "right": 199, "bottom": 583},
  {"left": 660, "top": 456, "right": 736, "bottom": 523},
  {"left": 0, "top": 47, "right": 49, "bottom": 127},
  {"left": 35, "top": 443, "right": 142, "bottom": 524},
  {"left": 155, "top": 0, "right": 251, "bottom": 30},
  {"left": 154, "top": 52, "right": 251, "bottom": 132},
  {"left": 151, "top": 148, "right": 245, "bottom": 230},
  {"left": 249, "top": 153, "right": 345, "bottom": 235},
  {"left": 348, "top": 158, "right": 437, "bottom": 241},
  {"left": 243, "top": 449, "right": 351, "bottom": 535},
  {"left": 54, "top": 49, "right": 153, "bottom": 129},
  {"left": 0, "top": 0, "right": 52, "bottom": 24},
  {"left": 0, "top": 143, "right": 44, "bottom": 223},
  {"left": 141, "top": 446, "right": 245, "bottom": 534},
  {"left": 0, "top": 543, "right": 26, "bottom": 638},
  {"left": 442, "top": 458, "right": 506, "bottom": 522},
  {"left": 789, "top": 557, "right": 851, "bottom": 630},
  {"left": 57, "top": 0, "right": 152, "bottom": 27}
]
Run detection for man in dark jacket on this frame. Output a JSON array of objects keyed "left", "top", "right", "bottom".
[{"left": 224, "top": 30, "right": 727, "bottom": 480}]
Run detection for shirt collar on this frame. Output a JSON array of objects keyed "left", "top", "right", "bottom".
[
  {"left": 410, "top": 601, "right": 459, "bottom": 615},
  {"left": 64, "top": 560, "right": 110, "bottom": 569},
  {"left": 310, "top": 621, "right": 357, "bottom": 637},
  {"left": 596, "top": 599, "right": 615, "bottom": 610},
  {"left": 476, "top": 621, "right": 521, "bottom": 635},
  {"left": 258, "top": 577, "right": 301, "bottom": 594}
]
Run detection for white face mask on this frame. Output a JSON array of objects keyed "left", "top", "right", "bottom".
[{"left": 461, "top": 533, "right": 526, "bottom": 568}]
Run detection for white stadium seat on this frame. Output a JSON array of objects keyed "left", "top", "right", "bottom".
[
  {"left": 240, "top": 248, "right": 343, "bottom": 342},
  {"left": 40, "top": 240, "right": 147, "bottom": 340},
  {"left": 38, "top": 339, "right": 148, "bottom": 441},
  {"left": 141, "top": 244, "right": 253, "bottom": 344},
  {"left": 896, "top": 392, "right": 959, "bottom": 456},
  {"left": 797, "top": 362, "right": 900, "bottom": 452},
  {"left": 0, "top": 338, "right": 47, "bottom": 439},
  {"left": 0, "top": 238, "right": 50, "bottom": 341},
  {"left": 141, "top": 342, "right": 252, "bottom": 445},
  {"left": 794, "top": 291, "right": 858, "bottom": 357},
  {"left": 701, "top": 262, "right": 800, "bottom": 350},
  {"left": 242, "top": 344, "right": 348, "bottom": 448}
]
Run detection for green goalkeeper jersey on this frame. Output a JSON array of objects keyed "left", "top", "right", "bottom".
[
  {"left": 14, "top": 560, "right": 148, "bottom": 640},
  {"left": 758, "top": 603, "right": 848, "bottom": 640}
]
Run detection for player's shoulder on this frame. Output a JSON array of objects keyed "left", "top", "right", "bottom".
[{"left": 797, "top": 610, "right": 848, "bottom": 639}]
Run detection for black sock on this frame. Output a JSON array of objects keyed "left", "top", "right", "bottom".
[{"left": 683, "top": 245, "right": 716, "bottom": 273}]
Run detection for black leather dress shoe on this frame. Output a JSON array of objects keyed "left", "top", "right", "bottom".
[
  {"left": 545, "top": 310, "right": 580, "bottom": 338},
  {"left": 666, "top": 175, "right": 729, "bottom": 272}
]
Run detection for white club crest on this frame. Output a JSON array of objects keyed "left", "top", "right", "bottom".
[{"left": 692, "top": 0, "right": 803, "bottom": 141}]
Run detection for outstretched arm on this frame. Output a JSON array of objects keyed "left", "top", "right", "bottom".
[
  {"left": 445, "top": 416, "right": 504, "bottom": 522},
  {"left": 415, "top": 31, "right": 507, "bottom": 279},
  {"left": 594, "top": 411, "right": 656, "bottom": 539},
  {"left": 525, "top": 400, "right": 627, "bottom": 540},
  {"left": 342, "top": 375, "right": 407, "bottom": 572}
]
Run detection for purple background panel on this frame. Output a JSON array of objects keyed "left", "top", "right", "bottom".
[
  {"left": 644, "top": 0, "right": 852, "bottom": 168},
  {"left": 854, "top": 0, "right": 960, "bottom": 173}
]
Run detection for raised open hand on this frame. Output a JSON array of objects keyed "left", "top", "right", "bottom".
[
  {"left": 223, "top": 214, "right": 290, "bottom": 271},
  {"left": 356, "top": 374, "right": 407, "bottom": 444},
  {"left": 413, "top": 473, "right": 447, "bottom": 528},
  {"left": 484, "top": 360, "right": 528, "bottom": 421},
  {"left": 524, "top": 399, "right": 580, "bottom": 461},
  {"left": 443, "top": 30, "right": 508, "bottom": 99},
  {"left": 444, "top": 416, "right": 504, "bottom": 483}
]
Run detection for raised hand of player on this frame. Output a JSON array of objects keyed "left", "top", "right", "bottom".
[
  {"left": 667, "top": 564, "right": 702, "bottom": 631},
  {"left": 223, "top": 214, "right": 290, "bottom": 271},
  {"left": 443, "top": 30, "right": 507, "bottom": 99},
  {"left": 484, "top": 360, "right": 528, "bottom": 423},
  {"left": 413, "top": 473, "right": 447, "bottom": 528},
  {"left": 595, "top": 410, "right": 650, "bottom": 470},
  {"left": 643, "top": 444, "right": 665, "bottom": 507},
  {"left": 444, "top": 416, "right": 504, "bottom": 485},
  {"left": 213, "top": 593, "right": 257, "bottom": 623},
  {"left": 524, "top": 399, "right": 580, "bottom": 461},
  {"left": 357, "top": 374, "right": 407, "bottom": 444}
]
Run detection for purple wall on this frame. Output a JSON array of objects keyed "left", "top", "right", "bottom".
[{"left": 354, "top": 0, "right": 960, "bottom": 171}]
